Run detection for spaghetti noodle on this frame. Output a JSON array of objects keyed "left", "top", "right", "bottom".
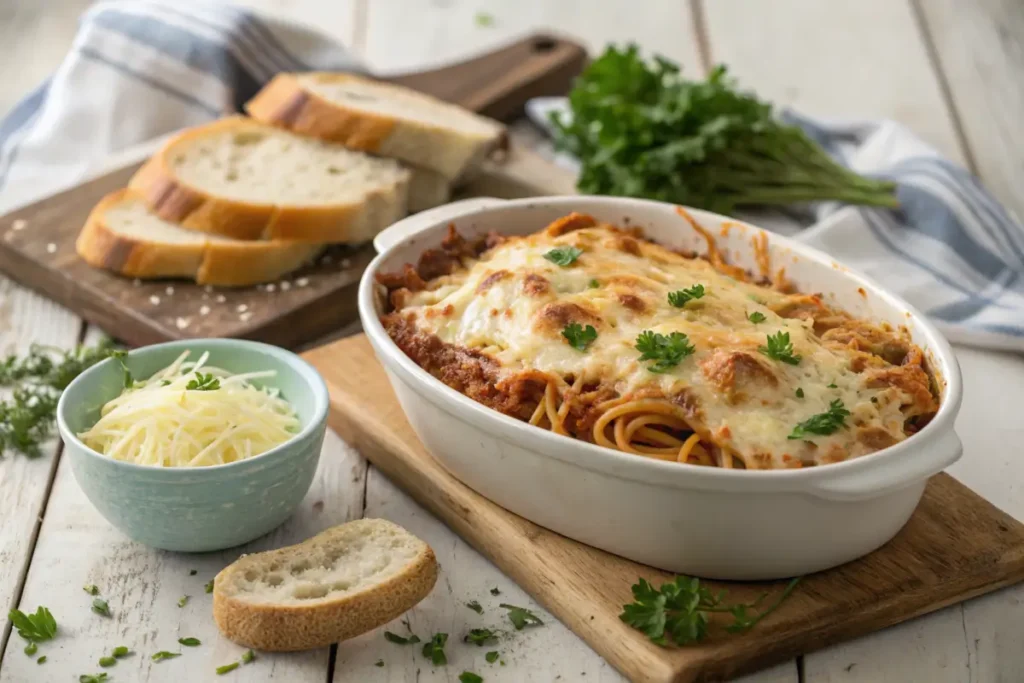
[{"left": 378, "top": 212, "right": 939, "bottom": 470}]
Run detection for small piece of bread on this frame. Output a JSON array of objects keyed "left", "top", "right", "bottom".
[
  {"left": 213, "top": 519, "right": 438, "bottom": 651},
  {"left": 407, "top": 164, "right": 451, "bottom": 212},
  {"left": 128, "top": 117, "right": 410, "bottom": 243},
  {"left": 76, "top": 190, "right": 321, "bottom": 287},
  {"left": 246, "top": 72, "right": 505, "bottom": 180}
]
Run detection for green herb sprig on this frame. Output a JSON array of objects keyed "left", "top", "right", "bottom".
[
  {"left": 562, "top": 323, "right": 598, "bottom": 351},
  {"left": 8, "top": 606, "right": 57, "bottom": 642},
  {"left": 788, "top": 400, "right": 850, "bottom": 440},
  {"left": 668, "top": 285, "right": 705, "bottom": 307},
  {"left": 551, "top": 45, "right": 898, "bottom": 215},
  {"left": 186, "top": 372, "right": 220, "bottom": 391},
  {"left": 459, "top": 672, "right": 484, "bottom": 683},
  {"left": 463, "top": 628, "right": 499, "bottom": 646},
  {"left": 421, "top": 632, "right": 448, "bottom": 666},
  {"left": 384, "top": 631, "right": 421, "bottom": 645},
  {"left": 758, "top": 331, "right": 801, "bottom": 365},
  {"left": 747, "top": 311, "right": 766, "bottom": 324},
  {"left": 499, "top": 603, "right": 544, "bottom": 630},
  {"left": 635, "top": 331, "right": 695, "bottom": 373},
  {"left": 620, "top": 575, "right": 800, "bottom": 646},
  {"left": 543, "top": 246, "right": 583, "bottom": 266},
  {"left": 465, "top": 600, "right": 483, "bottom": 614}
]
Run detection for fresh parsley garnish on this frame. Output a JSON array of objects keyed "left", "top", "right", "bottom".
[
  {"left": 204, "top": 580, "right": 214, "bottom": 594},
  {"left": 747, "top": 311, "right": 766, "bottom": 324},
  {"left": 112, "top": 646, "right": 131, "bottom": 658},
  {"left": 79, "top": 674, "right": 109, "bottom": 683},
  {"left": 466, "top": 600, "right": 483, "bottom": 614},
  {"left": 178, "top": 637, "right": 200, "bottom": 647},
  {"left": 635, "top": 331, "right": 695, "bottom": 373},
  {"left": 562, "top": 323, "right": 598, "bottom": 351},
  {"left": 490, "top": 587, "right": 501, "bottom": 596},
  {"left": 499, "top": 603, "right": 544, "bottom": 630},
  {"left": 667, "top": 284, "right": 705, "bottom": 307},
  {"left": 83, "top": 584, "right": 99, "bottom": 596},
  {"left": 216, "top": 662, "right": 240, "bottom": 675},
  {"left": 37, "top": 656, "right": 46, "bottom": 664},
  {"left": 485, "top": 651, "right": 500, "bottom": 663},
  {"left": 24, "top": 642, "right": 37, "bottom": 655},
  {"left": 758, "top": 331, "right": 801, "bottom": 365},
  {"left": 543, "top": 246, "right": 583, "bottom": 267},
  {"left": 9, "top": 606, "right": 57, "bottom": 642},
  {"left": 241, "top": 649, "right": 255, "bottom": 664},
  {"left": 98, "top": 656, "right": 116, "bottom": 667},
  {"left": 186, "top": 372, "right": 220, "bottom": 391},
  {"left": 375, "top": 659, "right": 385, "bottom": 667},
  {"left": 110, "top": 350, "right": 134, "bottom": 389},
  {"left": 177, "top": 595, "right": 189, "bottom": 608},
  {"left": 151, "top": 651, "right": 180, "bottom": 662},
  {"left": 620, "top": 575, "right": 800, "bottom": 646},
  {"left": 459, "top": 672, "right": 484, "bottom": 683},
  {"left": 384, "top": 631, "right": 421, "bottom": 645},
  {"left": 91, "top": 599, "right": 111, "bottom": 617},
  {"left": 588, "top": 278, "right": 600, "bottom": 288},
  {"left": 788, "top": 400, "right": 850, "bottom": 440},
  {"left": 464, "top": 628, "right": 499, "bottom": 646},
  {"left": 550, "top": 45, "right": 897, "bottom": 215},
  {"left": 795, "top": 388, "right": 804, "bottom": 398},
  {"left": 422, "top": 632, "right": 448, "bottom": 666}
]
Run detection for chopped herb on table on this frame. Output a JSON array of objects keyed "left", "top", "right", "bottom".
[
  {"left": 375, "top": 659, "right": 385, "bottom": 667},
  {"left": 758, "top": 331, "right": 801, "bottom": 365},
  {"left": 459, "top": 672, "right": 484, "bottom": 683},
  {"left": 499, "top": 603, "right": 544, "bottom": 630},
  {"left": 463, "top": 628, "right": 499, "bottom": 646},
  {"left": 562, "top": 323, "right": 598, "bottom": 351},
  {"left": 384, "top": 630, "right": 421, "bottom": 645},
  {"left": 189, "top": 569, "right": 197, "bottom": 576},
  {"left": 668, "top": 285, "right": 705, "bottom": 307},
  {"left": 485, "top": 651, "right": 500, "bottom": 664},
  {"left": 466, "top": 600, "right": 484, "bottom": 614},
  {"left": 422, "top": 632, "right": 448, "bottom": 666},
  {"left": 216, "top": 661, "right": 240, "bottom": 675},
  {"left": 177, "top": 595, "right": 189, "bottom": 608},
  {"left": 91, "top": 599, "right": 111, "bottom": 617},
  {"left": 635, "top": 331, "right": 695, "bottom": 373},
  {"left": 8, "top": 606, "right": 57, "bottom": 642},
  {"left": 83, "top": 584, "right": 99, "bottom": 596},
  {"left": 543, "top": 246, "right": 583, "bottom": 266},
  {"left": 178, "top": 637, "right": 201, "bottom": 647},
  {"left": 241, "top": 649, "right": 255, "bottom": 664},
  {"left": 112, "top": 646, "right": 131, "bottom": 658},
  {"left": 24, "top": 642, "right": 37, "bottom": 656},
  {"left": 551, "top": 45, "right": 898, "bottom": 215},
  {"left": 620, "top": 575, "right": 801, "bottom": 646},
  {"left": 151, "top": 651, "right": 180, "bottom": 662},
  {"left": 98, "top": 656, "right": 116, "bottom": 667},
  {"left": 36, "top": 656, "right": 46, "bottom": 664},
  {"left": 205, "top": 580, "right": 214, "bottom": 594},
  {"left": 490, "top": 587, "right": 501, "bottom": 596},
  {"left": 788, "top": 400, "right": 850, "bottom": 440},
  {"left": 79, "top": 674, "right": 109, "bottom": 683}
]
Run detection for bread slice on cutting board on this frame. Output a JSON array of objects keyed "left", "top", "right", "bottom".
[
  {"left": 127, "top": 116, "right": 411, "bottom": 243},
  {"left": 76, "top": 189, "right": 321, "bottom": 287},
  {"left": 213, "top": 519, "right": 438, "bottom": 651},
  {"left": 246, "top": 72, "right": 506, "bottom": 181}
]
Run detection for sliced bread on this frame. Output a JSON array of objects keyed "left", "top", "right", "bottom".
[
  {"left": 213, "top": 519, "right": 438, "bottom": 651},
  {"left": 407, "top": 164, "right": 451, "bottom": 212},
  {"left": 127, "top": 117, "right": 410, "bottom": 243},
  {"left": 76, "top": 190, "right": 321, "bottom": 287},
  {"left": 246, "top": 72, "right": 506, "bottom": 181}
]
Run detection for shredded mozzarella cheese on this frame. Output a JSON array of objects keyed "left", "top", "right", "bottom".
[{"left": 78, "top": 351, "right": 300, "bottom": 467}]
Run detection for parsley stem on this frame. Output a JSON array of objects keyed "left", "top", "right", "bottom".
[{"left": 729, "top": 577, "right": 801, "bottom": 632}]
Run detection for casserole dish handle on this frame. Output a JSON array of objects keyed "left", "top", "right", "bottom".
[
  {"left": 806, "top": 430, "right": 963, "bottom": 501},
  {"left": 373, "top": 197, "right": 506, "bottom": 253}
]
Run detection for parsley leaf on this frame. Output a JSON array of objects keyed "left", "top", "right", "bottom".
[
  {"left": 550, "top": 45, "right": 897, "bottom": 215},
  {"left": 241, "top": 649, "right": 255, "bottom": 664},
  {"left": 747, "top": 311, "right": 766, "bottom": 324},
  {"left": 421, "top": 632, "right": 448, "bottom": 666},
  {"left": 543, "top": 246, "right": 582, "bottom": 267},
  {"left": 36, "top": 656, "right": 46, "bottom": 664},
  {"left": 151, "top": 651, "right": 180, "bottom": 662},
  {"left": 204, "top": 580, "right": 214, "bottom": 594},
  {"left": 83, "top": 585, "right": 99, "bottom": 596},
  {"left": 499, "top": 603, "right": 544, "bottom": 630},
  {"left": 98, "top": 656, "right": 116, "bottom": 667},
  {"left": 375, "top": 659, "right": 385, "bottom": 667},
  {"left": 463, "top": 628, "right": 499, "bottom": 646},
  {"left": 620, "top": 576, "right": 800, "bottom": 646},
  {"left": 110, "top": 350, "right": 134, "bottom": 389},
  {"left": 112, "top": 646, "right": 131, "bottom": 658},
  {"left": 562, "top": 323, "right": 598, "bottom": 351},
  {"left": 827, "top": 382, "right": 838, "bottom": 389},
  {"left": 216, "top": 662, "right": 240, "bottom": 675},
  {"left": 178, "top": 637, "right": 201, "bottom": 647},
  {"left": 635, "top": 331, "right": 695, "bottom": 373},
  {"left": 8, "top": 606, "right": 57, "bottom": 642},
  {"left": 91, "top": 599, "right": 111, "bottom": 617},
  {"left": 465, "top": 600, "right": 483, "bottom": 614},
  {"left": 795, "top": 388, "right": 804, "bottom": 398},
  {"left": 186, "top": 372, "right": 220, "bottom": 391},
  {"left": 588, "top": 278, "right": 600, "bottom": 288},
  {"left": 460, "top": 672, "right": 484, "bottom": 683},
  {"left": 485, "top": 651, "right": 500, "bottom": 663},
  {"left": 667, "top": 284, "right": 705, "bottom": 307},
  {"left": 788, "top": 400, "right": 850, "bottom": 440},
  {"left": 758, "top": 331, "right": 801, "bottom": 365},
  {"left": 490, "top": 587, "right": 501, "bottom": 596},
  {"left": 384, "top": 631, "right": 421, "bottom": 645},
  {"left": 79, "top": 674, "right": 109, "bottom": 683},
  {"left": 177, "top": 595, "right": 189, "bottom": 608},
  {"left": 24, "top": 642, "right": 37, "bottom": 655}
]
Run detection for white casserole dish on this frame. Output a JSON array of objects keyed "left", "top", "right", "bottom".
[{"left": 358, "top": 196, "right": 963, "bottom": 580}]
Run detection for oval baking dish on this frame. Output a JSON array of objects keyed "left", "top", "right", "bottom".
[{"left": 358, "top": 196, "right": 963, "bottom": 580}]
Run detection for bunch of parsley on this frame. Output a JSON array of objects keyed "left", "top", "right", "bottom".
[{"left": 551, "top": 45, "right": 898, "bottom": 215}]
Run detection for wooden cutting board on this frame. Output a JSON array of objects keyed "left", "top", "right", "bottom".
[
  {"left": 0, "top": 35, "right": 586, "bottom": 349},
  {"left": 304, "top": 334, "right": 1024, "bottom": 683}
]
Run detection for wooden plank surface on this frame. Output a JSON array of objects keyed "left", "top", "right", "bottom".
[{"left": 307, "top": 334, "right": 1024, "bottom": 683}]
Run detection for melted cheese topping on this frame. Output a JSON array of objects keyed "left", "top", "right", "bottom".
[{"left": 392, "top": 223, "right": 930, "bottom": 468}]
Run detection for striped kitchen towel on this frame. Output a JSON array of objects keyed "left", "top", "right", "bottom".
[
  {"left": 527, "top": 98, "right": 1024, "bottom": 352},
  {"left": 0, "top": 0, "right": 359, "bottom": 213}
]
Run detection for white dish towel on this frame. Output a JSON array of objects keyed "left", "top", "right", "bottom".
[{"left": 2, "top": 0, "right": 1023, "bottom": 352}]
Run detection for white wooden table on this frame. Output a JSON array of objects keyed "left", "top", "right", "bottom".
[{"left": 1, "top": 1, "right": 1023, "bottom": 681}]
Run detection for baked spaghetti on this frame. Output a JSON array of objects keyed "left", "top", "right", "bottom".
[{"left": 377, "top": 211, "right": 939, "bottom": 470}]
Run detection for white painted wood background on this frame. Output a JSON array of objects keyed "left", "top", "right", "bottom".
[{"left": 1, "top": 0, "right": 1023, "bottom": 681}]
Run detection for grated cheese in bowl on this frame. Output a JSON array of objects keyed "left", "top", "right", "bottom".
[{"left": 77, "top": 350, "right": 300, "bottom": 467}]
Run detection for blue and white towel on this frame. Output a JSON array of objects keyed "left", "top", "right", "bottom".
[{"left": 2, "top": 1, "right": 1023, "bottom": 352}]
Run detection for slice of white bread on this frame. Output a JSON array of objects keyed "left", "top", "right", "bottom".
[
  {"left": 246, "top": 73, "right": 506, "bottom": 181},
  {"left": 127, "top": 117, "right": 410, "bottom": 243},
  {"left": 407, "top": 164, "right": 451, "bottom": 212},
  {"left": 76, "top": 190, "right": 321, "bottom": 287},
  {"left": 213, "top": 519, "right": 438, "bottom": 651}
]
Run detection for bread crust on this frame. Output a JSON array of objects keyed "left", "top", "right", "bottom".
[
  {"left": 127, "top": 117, "right": 410, "bottom": 243},
  {"left": 246, "top": 73, "right": 505, "bottom": 180},
  {"left": 212, "top": 519, "right": 438, "bottom": 651},
  {"left": 76, "top": 189, "right": 322, "bottom": 287}
]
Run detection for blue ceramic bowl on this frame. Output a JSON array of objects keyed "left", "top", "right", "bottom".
[{"left": 56, "top": 339, "right": 328, "bottom": 552}]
